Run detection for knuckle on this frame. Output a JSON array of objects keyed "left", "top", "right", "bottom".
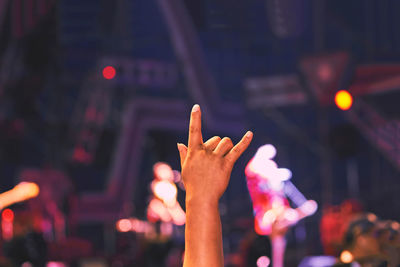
[
  {"left": 223, "top": 137, "right": 233, "bottom": 145},
  {"left": 232, "top": 146, "right": 241, "bottom": 154},
  {"left": 189, "top": 125, "right": 199, "bottom": 133}
]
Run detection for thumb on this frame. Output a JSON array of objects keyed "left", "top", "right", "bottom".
[{"left": 177, "top": 143, "right": 188, "bottom": 168}]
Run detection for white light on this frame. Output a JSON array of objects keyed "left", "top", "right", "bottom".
[
  {"left": 262, "top": 210, "right": 276, "bottom": 226},
  {"left": 284, "top": 209, "right": 299, "bottom": 222},
  {"left": 276, "top": 168, "right": 292, "bottom": 181},
  {"left": 153, "top": 181, "right": 177, "bottom": 205},
  {"left": 299, "top": 200, "right": 318, "bottom": 216},
  {"left": 257, "top": 256, "right": 270, "bottom": 267},
  {"left": 255, "top": 144, "right": 276, "bottom": 160}
]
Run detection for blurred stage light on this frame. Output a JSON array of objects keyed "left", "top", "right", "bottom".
[
  {"left": 102, "top": 66, "right": 116, "bottom": 80},
  {"left": 2, "top": 209, "right": 14, "bottom": 222},
  {"left": 391, "top": 221, "right": 400, "bottom": 230},
  {"left": 367, "top": 213, "right": 377, "bottom": 222},
  {"left": 153, "top": 162, "right": 174, "bottom": 181},
  {"left": 340, "top": 250, "right": 353, "bottom": 263},
  {"left": 153, "top": 181, "right": 177, "bottom": 205},
  {"left": 255, "top": 144, "right": 277, "bottom": 160},
  {"left": 262, "top": 210, "right": 277, "bottom": 226},
  {"left": 116, "top": 219, "right": 132, "bottom": 232},
  {"left": 46, "top": 262, "right": 68, "bottom": 267},
  {"left": 299, "top": 200, "right": 318, "bottom": 216},
  {"left": 2, "top": 208, "right": 14, "bottom": 240},
  {"left": 256, "top": 256, "right": 270, "bottom": 267},
  {"left": 284, "top": 209, "right": 299, "bottom": 222},
  {"left": 335, "top": 90, "right": 353, "bottom": 110}
]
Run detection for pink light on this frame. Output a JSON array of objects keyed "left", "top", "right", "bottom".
[
  {"left": 153, "top": 181, "right": 177, "bottom": 205},
  {"left": 102, "top": 66, "right": 116, "bottom": 80},
  {"left": 153, "top": 162, "right": 174, "bottom": 181},
  {"left": 160, "top": 222, "right": 173, "bottom": 236},
  {"left": 317, "top": 63, "right": 333, "bottom": 82},
  {"left": 148, "top": 198, "right": 172, "bottom": 222},
  {"left": 299, "top": 200, "right": 318, "bottom": 216},
  {"left": 247, "top": 158, "right": 278, "bottom": 178},
  {"left": 167, "top": 203, "right": 186, "bottom": 226},
  {"left": 276, "top": 168, "right": 292, "bottom": 181},
  {"left": 116, "top": 219, "right": 132, "bottom": 232},
  {"left": 284, "top": 209, "right": 299, "bottom": 222},
  {"left": 255, "top": 144, "right": 276, "bottom": 159},
  {"left": 46, "top": 262, "right": 68, "bottom": 267},
  {"left": 2, "top": 209, "right": 14, "bottom": 241},
  {"left": 257, "top": 256, "right": 271, "bottom": 267}
]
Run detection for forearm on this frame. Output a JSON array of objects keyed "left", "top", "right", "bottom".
[{"left": 183, "top": 197, "right": 224, "bottom": 267}]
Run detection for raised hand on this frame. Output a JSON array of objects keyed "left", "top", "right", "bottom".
[
  {"left": 179, "top": 104, "right": 253, "bottom": 267},
  {"left": 177, "top": 104, "right": 253, "bottom": 204}
]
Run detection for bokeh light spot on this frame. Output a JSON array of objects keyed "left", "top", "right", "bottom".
[
  {"left": 2, "top": 209, "right": 14, "bottom": 222},
  {"left": 335, "top": 90, "right": 353, "bottom": 110},
  {"left": 103, "top": 66, "right": 116, "bottom": 80},
  {"left": 257, "top": 256, "right": 270, "bottom": 267},
  {"left": 116, "top": 219, "right": 132, "bottom": 232}
]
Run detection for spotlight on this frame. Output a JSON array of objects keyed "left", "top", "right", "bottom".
[
  {"left": 102, "top": 66, "right": 116, "bottom": 80},
  {"left": 335, "top": 90, "right": 353, "bottom": 110}
]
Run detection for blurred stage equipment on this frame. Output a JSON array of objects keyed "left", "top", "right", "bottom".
[
  {"left": 147, "top": 162, "right": 185, "bottom": 226},
  {"left": 319, "top": 199, "right": 363, "bottom": 255},
  {"left": 265, "top": 0, "right": 307, "bottom": 38},
  {"left": 344, "top": 64, "right": 400, "bottom": 170},
  {"left": 300, "top": 52, "right": 351, "bottom": 106},
  {"left": 244, "top": 74, "right": 307, "bottom": 108},
  {"left": 0, "top": 182, "right": 39, "bottom": 210},
  {"left": 70, "top": 57, "right": 179, "bottom": 165},
  {"left": 19, "top": 168, "right": 72, "bottom": 241},
  {"left": 246, "top": 144, "right": 317, "bottom": 236},
  {"left": 116, "top": 162, "right": 185, "bottom": 239},
  {"left": 246, "top": 144, "right": 317, "bottom": 267}
]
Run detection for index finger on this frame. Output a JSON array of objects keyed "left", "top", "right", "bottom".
[{"left": 188, "top": 104, "right": 203, "bottom": 148}]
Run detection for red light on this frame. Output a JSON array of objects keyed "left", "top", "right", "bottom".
[
  {"left": 102, "top": 66, "right": 116, "bottom": 80},
  {"left": 2, "top": 209, "right": 14, "bottom": 222},
  {"left": 335, "top": 90, "right": 353, "bottom": 110}
]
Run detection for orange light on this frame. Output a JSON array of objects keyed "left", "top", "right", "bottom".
[
  {"left": 2, "top": 209, "right": 14, "bottom": 222},
  {"left": 335, "top": 90, "right": 353, "bottom": 110},
  {"left": 340, "top": 250, "right": 353, "bottom": 263}
]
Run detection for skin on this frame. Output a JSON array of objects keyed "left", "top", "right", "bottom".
[{"left": 177, "top": 104, "right": 253, "bottom": 267}]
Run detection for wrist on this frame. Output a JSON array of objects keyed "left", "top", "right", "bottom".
[{"left": 185, "top": 194, "right": 219, "bottom": 210}]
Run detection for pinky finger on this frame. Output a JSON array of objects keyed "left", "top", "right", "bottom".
[{"left": 225, "top": 131, "right": 253, "bottom": 165}]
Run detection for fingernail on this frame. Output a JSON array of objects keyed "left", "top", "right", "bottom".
[
  {"left": 246, "top": 131, "right": 253, "bottom": 138},
  {"left": 192, "top": 104, "right": 200, "bottom": 112},
  {"left": 177, "top": 143, "right": 182, "bottom": 151}
]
